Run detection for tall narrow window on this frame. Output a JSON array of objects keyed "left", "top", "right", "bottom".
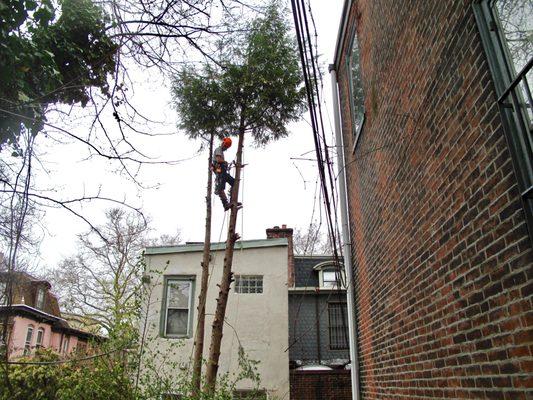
[
  {"left": 35, "top": 328, "right": 44, "bottom": 349},
  {"left": 36, "top": 288, "right": 45, "bottom": 309},
  {"left": 162, "top": 277, "right": 194, "bottom": 338},
  {"left": 61, "top": 336, "right": 70, "bottom": 354},
  {"left": 0, "top": 282, "right": 6, "bottom": 305},
  {"left": 24, "top": 325, "right": 34, "bottom": 355},
  {"left": 328, "top": 303, "right": 349, "bottom": 350},
  {"left": 346, "top": 26, "right": 365, "bottom": 150},
  {"left": 474, "top": 0, "right": 533, "bottom": 239}
]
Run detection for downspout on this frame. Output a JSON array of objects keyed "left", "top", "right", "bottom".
[{"left": 329, "top": 64, "right": 360, "bottom": 400}]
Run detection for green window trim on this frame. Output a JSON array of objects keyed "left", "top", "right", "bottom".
[
  {"left": 159, "top": 275, "right": 196, "bottom": 339},
  {"left": 474, "top": 0, "right": 533, "bottom": 242}
]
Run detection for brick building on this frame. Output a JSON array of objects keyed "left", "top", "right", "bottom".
[
  {"left": 0, "top": 271, "right": 102, "bottom": 358},
  {"left": 331, "top": 0, "right": 533, "bottom": 398}
]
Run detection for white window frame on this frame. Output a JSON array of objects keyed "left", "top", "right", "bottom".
[
  {"left": 314, "top": 262, "right": 346, "bottom": 289},
  {"left": 61, "top": 335, "right": 70, "bottom": 354},
  {"left": 161, "top": 276, "right": 195, "bottom": 338},
  {"left": 24, "top": 325, "right": 34, "bottom": 355},
  {"left": 35, "top": 328, "right": 45, "bottom": 349},
  {"left": 234, "top": 275, "right": 264, "bottom": 294}
]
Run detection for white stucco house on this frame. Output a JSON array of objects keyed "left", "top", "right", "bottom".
[{"left": 140, "top": 229, "right": 291, "bottom": 398}]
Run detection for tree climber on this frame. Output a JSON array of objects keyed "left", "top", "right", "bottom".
[{"left": 212, "top": 137, "right": 242, "bottom": 211}]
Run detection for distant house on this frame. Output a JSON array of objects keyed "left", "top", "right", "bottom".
[
  {"left": 289, "top": 255, "right": 349, "bottom": 369},
  {"left": 141, "top": 229, "right": 291, "bottom": 398},
  {"left": 141, "top": 225, "right": 351, "bottom": 399},
  {"left": 0, "top": 271, "right": 102, "bottom": 358}
]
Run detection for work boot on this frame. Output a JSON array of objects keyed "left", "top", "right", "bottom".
[
  {"left": 219, "top": 192, "right": 230, "bottom": 210},
  {"left": 224, "top": 202, "right": 242, "bottom": 211}
]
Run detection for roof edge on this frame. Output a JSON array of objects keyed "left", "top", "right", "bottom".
[{"left": 145, "top": 237, "right": 288, "bottom": 255}]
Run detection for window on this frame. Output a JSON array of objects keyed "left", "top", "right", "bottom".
[
  {"left": 328, "top": 303, "right": 349, "bottom": 350},
  {"left": 162, "top": 277, "right": 194, "bottom": 338},
  {"left": 61, "top": 335, "right": 70, "bottom": 354},
  {"left": 0, "top": 282, "right": 6, "bottom": 305},
  {"left": 35, "top": 328, "right": 44, "bottom": 349},
  {"left": 316, "top": 264, "right": 346, "bottom": 289},
  {"left": 24, "top": 325, "right": 34, "bottom": 355},
  {"left": 235, "top": 275, "right": 263, "bottom": 294},
  {"left": 346, "top": 25, "right": 365, "bottom": 150},
  {"left": 36, "top": 288, "right": 45, "bottom": 309},
  {"left": 322, "top": 268, "right": 339, "bottom": 288},
  {"left": 474, "top": 0, "right": 533, "bottom": 239}
]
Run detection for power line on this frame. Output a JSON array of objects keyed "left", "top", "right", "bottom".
[{"left": 288, "top": 0, "right": 351, "bottom": 354}]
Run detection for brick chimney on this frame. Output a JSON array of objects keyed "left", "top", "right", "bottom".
[{"left": 266, "top": 225, "right": 295, "bottom": 287}]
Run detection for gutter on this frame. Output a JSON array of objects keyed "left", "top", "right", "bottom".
[
  {"left": 329, "top": 64, "right": 361, "bottom": 400},
  {"left": 333, "top": 0, "right": 354, "bottom": 70}
]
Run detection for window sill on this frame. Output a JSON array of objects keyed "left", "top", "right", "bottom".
[{"left": 161, "top": 334, "right": 190, "bottom": 339}]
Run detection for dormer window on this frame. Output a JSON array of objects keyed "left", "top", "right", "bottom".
[
  {"left": 36, "top": 288, "right": 45, "bottom": 309},
  {"left": 314, "top": 262, "right": 346, "bottom": 289},
  {"left": 322, "top": 268, "right": 338, "bottom": 288}
]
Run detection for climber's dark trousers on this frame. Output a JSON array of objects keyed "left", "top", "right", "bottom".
[{"left": 214, "top": 166, "right": 235, "bottom": 208}]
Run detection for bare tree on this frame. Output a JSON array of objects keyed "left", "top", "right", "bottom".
[
  {"left": 293, "top": 221, "right": 333, "bottom": 256},
  {"left": 46, "top": 208, "right": 181, "bottom": 337}
]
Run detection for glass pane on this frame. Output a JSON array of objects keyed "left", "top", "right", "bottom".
[
  {"left": 166, "top": 309, "right": 188, "bottom": 335},
  {"left": 25, "top": 327, "right": 33, "bottom": 343},
  {"left": 0, "top": 282, "right": 6, "bottom": 305},
  {"left": 349, "top": 33, "right": 365, "bottom": 134},
  {"left": 167, "top": 281, "right": 190, "bottom": 308},
  {"left": 235, "top": 275, "right": 263, "bottom": 293},
  {"left": 323, "top": 271, "right": 337, "bottom": 285},
  {"left": 492, "top": 0, "right": 533, "bottom": 76},
  {"left": 36, "top": 329, "right": 44, "bottom": 346}
]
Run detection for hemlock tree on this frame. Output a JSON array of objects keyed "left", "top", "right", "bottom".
[
  {"left": 173, "top": 3, "right": 306, "bottom": 393},
  {"left": 173, "top": 65, "right": 226, "bottom": 394}
]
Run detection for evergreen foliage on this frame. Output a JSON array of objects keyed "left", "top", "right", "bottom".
[{"left": 173, "top": 3, "right": 306, "bottom": 144}]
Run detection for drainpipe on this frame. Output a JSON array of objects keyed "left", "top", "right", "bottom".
[{"left": 329, "top": 64, "right": 360, "bottom": 400}]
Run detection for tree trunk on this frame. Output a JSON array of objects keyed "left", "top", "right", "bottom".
[
  {"left": 192, "top": 133, "right": 214, "bottom": 395},
  {"left": 204, "top": 125, "right": 245, "bottom": 392}
]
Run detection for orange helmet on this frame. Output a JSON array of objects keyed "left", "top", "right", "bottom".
[{"left": 222, "top": 137, "right": 232, "bottom": 148}]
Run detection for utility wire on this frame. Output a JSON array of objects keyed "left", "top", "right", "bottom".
[{"left": 288, "top": 0, "right": 351, "bottom": 353}]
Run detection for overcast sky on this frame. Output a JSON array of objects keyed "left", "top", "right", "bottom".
[{"left": 30, "top": 0, "right": 345, "bottom": 269}]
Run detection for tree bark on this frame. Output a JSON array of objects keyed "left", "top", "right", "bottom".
[
  {"left": 192, "top": 133, "right": 214, "bottom": 395},
  {"left": 204, "top": 125, "right": 245, "bottom": 392}
]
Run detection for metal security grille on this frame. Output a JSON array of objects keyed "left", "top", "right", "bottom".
[
  {"left": 235, "top": 275, "right": 263, "bottom": 294},
  {"left": 328, "top": 302, "right": 348, "bottom": 350}
]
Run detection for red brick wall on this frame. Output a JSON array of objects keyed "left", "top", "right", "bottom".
[
  {"left": 336, "top": 0, "right": 533, "bottom": 398},
  {"left": 290, "top": 370, "right": 351, "bottom": 400}
]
